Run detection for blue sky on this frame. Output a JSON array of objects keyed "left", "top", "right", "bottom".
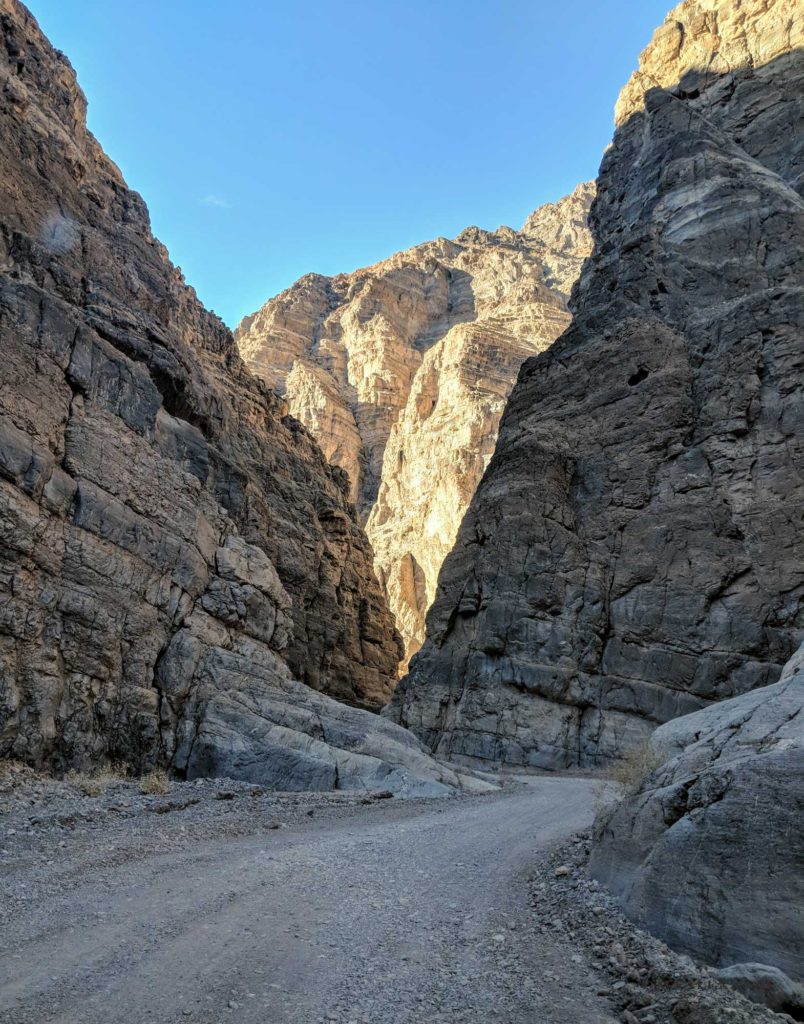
[{"left": 28, "top": 1, "right": 670, "bottom": 327}]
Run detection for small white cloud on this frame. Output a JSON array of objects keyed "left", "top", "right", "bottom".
[{"left": 200, "top": 194, "right": 234, "bottom": 209}]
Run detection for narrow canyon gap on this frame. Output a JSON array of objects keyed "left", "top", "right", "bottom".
[{"left": 236, "top": 185, "right": 594, "bottom": 669}]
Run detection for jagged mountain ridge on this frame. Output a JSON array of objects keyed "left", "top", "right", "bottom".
[
  {"left": 236, "top": 182, "right": 594, "bottom": 666},
  {"left": 388, "top": 0, "right": 804, "bottom": 767}
]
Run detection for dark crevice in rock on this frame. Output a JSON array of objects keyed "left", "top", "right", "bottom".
[{"left": 627, "top": 366, "right": 650, "bottom": 386}]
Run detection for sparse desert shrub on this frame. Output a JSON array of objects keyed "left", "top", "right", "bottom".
[
  {"left": 139, "top": 767, "right": 170, "bottom": 796},
  {"left": 66, "top": 763, "right": 131, "bottom": 797},
  {"left": 66, "top": 770, "right": 108, "bottom": 797},
  {"left": 0, "top": 758, "right": 31, "bottom": 791},
  {"left": 606, "top": 740, "right": 669, "bottom": 796}
]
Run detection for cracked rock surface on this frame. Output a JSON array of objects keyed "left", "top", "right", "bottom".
[
  {"left": 389, "top": 0, "right": 804, "bottom": 768},
  {"left": 0, "top": 0, "right": 425, "bottom": 784},
  {"left": 589, "top": 642, "right": 804, "bottom": 988}
]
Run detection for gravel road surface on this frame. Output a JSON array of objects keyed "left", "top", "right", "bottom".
[{"left": 1, "top": 774, "right": 616, "bottom": 1024}]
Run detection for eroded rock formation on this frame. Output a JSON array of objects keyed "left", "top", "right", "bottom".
[
  {"left": 0, "top": 0, "right": 474, "bottom": 795},
  {"left": 389, "top": 0, "right": 804, "bottom": 766},
  {"left": 590, "top": 644, "right": 804, "bottom": 989},
  {"left": 236, "top": 183, "right": 594, "bottom": 665}
]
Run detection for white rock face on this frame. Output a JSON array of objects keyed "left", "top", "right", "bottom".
[{"left": 236, "top": 183, "right": 594, "bottom": 666}]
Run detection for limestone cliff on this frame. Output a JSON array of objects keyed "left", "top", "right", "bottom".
[
  {"left": 388, "top": 0, "right": 804, "bottom": 767},
  {"left": 236, "top": 183, "right": 594, "bottom": 666},
  {"left": 0, "top": 0, "right": 442, "bottom": 789}
]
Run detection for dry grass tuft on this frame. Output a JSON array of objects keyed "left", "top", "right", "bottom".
[
  {"left": 66, "top": 762, "right": 131, "bottom": 797},
  {"left": 0, "top": 758, "right": 23, "bottom": 780},
  {"left": 139, "top": 767, "right": 170, "bottom": 796},
  {"left": 606, "top": 740, "right": 668, "bottom": 796},
  {"left": 66, "top": 771, "right": 108, "bottom": 797},
  {"left": 0, "top": 758, "right": 33, "bottom": 791}
]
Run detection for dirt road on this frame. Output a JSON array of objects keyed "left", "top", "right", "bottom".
[{"left": 1, "top": 776, "right": 618, "bottom": 1024}]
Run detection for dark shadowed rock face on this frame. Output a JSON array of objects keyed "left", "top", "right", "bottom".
[
  {"left": 589, "top": 644, "right": 804, "bottom": 987},
  {"left": 388, "top": 0, "right": 804, "bottom": 768},
  {"left": 0, "top": 0, "right": 405, "bottom": 777}
]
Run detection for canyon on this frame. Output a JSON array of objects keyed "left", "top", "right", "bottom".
[
  {"left": 236, "top": 183, "right": 594, "bottom": 667},
  {"left": 0, "top": 0, "right": 802, "bottom": 1017}
]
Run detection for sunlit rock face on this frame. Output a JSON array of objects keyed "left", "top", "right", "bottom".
[
  {"left": 236, "top": 183, "right": 594, "bottom": 667},
  {"left": 387, "top": 0, "right": 804, "bottom": 767}
]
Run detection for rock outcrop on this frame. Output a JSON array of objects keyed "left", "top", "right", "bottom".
[
  {"left": 0, "top": 0, "right": 468, "bottom": 795},
  {"left": 236, "top": 185, "right": 594, "bottom": 666},
  {"left": 713, "top": 964, "right": 804, "bottom": 1017},
  {"left": 389, "top": 0, "right": 804, "bottom": 766},
  {"left": 589, "top": 644, "right": 804, "bottom": 991}
]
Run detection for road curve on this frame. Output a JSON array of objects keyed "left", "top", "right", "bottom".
[{"left": 1, "top": 776, "right": 616, "bottom": 1024}]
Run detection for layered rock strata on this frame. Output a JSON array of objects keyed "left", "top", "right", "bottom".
[
  {"left": 590, "top": 644, "right": 804, "bottom": 989},
  {"left": 389, "top": 0, "right": 804, "bottom": 766},
  {"left": 236, "top": 183, "right": 594, "bottom": 666},
  {"left": 0, "top": 1, "right": 461, "bottom": 794}
]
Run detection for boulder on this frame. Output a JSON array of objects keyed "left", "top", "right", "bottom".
[
  {"left": 713, "top": 963, "right": 804, "bottom": 1017},
  {"left": 589, "top": 644, "right": 804, "bottom": 984}
]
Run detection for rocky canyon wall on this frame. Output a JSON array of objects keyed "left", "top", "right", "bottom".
[
  {"left": 236, "top": 184, "right": 594, "bottom": 666},
  {"left": 0, "top": 0, "right": 471, "bottom": 793},
  {"left": 388, "top": 0, "right": 804, "bottom": 768}
]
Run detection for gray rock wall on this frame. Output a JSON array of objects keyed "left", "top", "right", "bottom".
[
  {"left": 388, "top": 0, "right": 804, "bottom": 768},
  {"left": 0, "top": 0, "right": 406, "bottom": 778},
  {"left": 589, "top": 644, "right": 804, "bottom": 984}
]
